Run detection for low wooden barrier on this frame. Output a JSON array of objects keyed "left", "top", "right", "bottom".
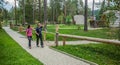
[
  {"left": 43, "top": 24, "right": 120, "bottom": 46},
  {"left": 18, "top": 25, "right": 23, "bottom": 32},
  {"left": 58, "top": 34, "right": 120, "bottom": 46}
]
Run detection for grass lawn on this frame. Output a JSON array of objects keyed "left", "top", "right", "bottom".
[
  {"left": 11, "top": 24, "right": 118, "bottom": 41},
  {"left": 47, "top": 28, "right": 117, "bottom": 40},
  {"left": 46, "top": 24, "right": 117, "bottom": 39},
  {"left": 47, "top": 24, "right": 83, "bottom": 29},
  {"left": 12, "top": 26, "right": 77, "bottom": 41},
  {"left": 53, "top": 44, "right": 120, "bottom": 65},
  {"left": 0, "top": 29, "right": 43, "bottom": 65}
]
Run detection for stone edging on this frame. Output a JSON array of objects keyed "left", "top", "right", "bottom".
[{"left": 50, "top": 47, "right": 98, "bottom": 65}]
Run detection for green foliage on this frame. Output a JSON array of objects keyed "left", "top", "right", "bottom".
[
  {"left": 0, "top": 22, "right": 2, "bottom": 29},
  {"left": 47, "top": 25, "right": 116, "bottom": 39},
  {"left": 65, "top": 15, "right": 72, "bottom": 24},
  {"left": 0, "top": 8, "right": 3, "bottom": 29},
  {"left": 98, "top": 11, "right": 116, "bottom": 27},
  {"left": 49, "top": 0, "right": 84, "bottom": 23},
  {"left": 118, "top": 27, "right": 120, "bottom": 41},
  {"left": 109, "top": 0, "right": 120, "bottom": 11},
  {"left": 98, "top": 14, "right": 107, "bottom": 27},
  {"left": 53, "top": 44, "right": 120, "bottom": 65},
  {"left": 11, "top": 24, "right": 118, "bottom": 41},
  {"left": 25, "top": 0, "right": 33, "bottom": 23},
  {"left": 107, "top": 12, "right": 116, "bottom": 24},
  {"left": 0, "top": 0, "right": 4, "bottom": 7},
  {"left": 58, "top": 13, "right": 64, "bottom": 24},
  {"left": 98, "top": 0, "right": 106, "bottom": 20},
  {"left": 13, "top": 0, "right": 85, "bottom": 24},
  {"left": 0, "top": 29, "right": 43, "bottom": 65}
]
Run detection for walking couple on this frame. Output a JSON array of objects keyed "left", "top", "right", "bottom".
[{"left": 26, "top": 23, "right": 44, "bottom": 49}]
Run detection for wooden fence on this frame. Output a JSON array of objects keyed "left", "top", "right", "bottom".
[{"left": 55, "top": 33, "right": 120, "bottom": 46}]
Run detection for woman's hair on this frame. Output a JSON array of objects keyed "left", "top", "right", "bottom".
[{"left": 27, "top": 25, "right": 30, "bottom": 29}]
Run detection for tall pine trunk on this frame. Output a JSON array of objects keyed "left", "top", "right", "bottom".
[
  {"left": 64, "top": 0, "right": 66, "bottom": 24},
  {"left": 33, "top": 0, "right": 35, "bottom": 23},
  {"left": 23, "top": 0, "right": 25, "bottom": 25},
  {"left": 84, "top": 0, "right": 88, "bottom": 31},
  {"left": 38, "top": 0, "right": 41, "bottom": 22},
  {"left": 44, "top": 0, "right": 47, "bottom": 31},
  {"left": 92, "top": 0, "right": 95, "bottom": 16},
  {"left": 14, "top": 0, "right": 17, "bottom": 25}
]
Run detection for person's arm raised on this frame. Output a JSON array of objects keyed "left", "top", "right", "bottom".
[{"left": 31, "top": 26, "right": 35, "bottom": 30}]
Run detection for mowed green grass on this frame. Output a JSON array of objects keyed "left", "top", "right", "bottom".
[
  {"left": 47, "top": 28, "right": 116, "bottom": 39},
  {"left": 47, "top": 24, "right": 83, "bottom": 29},
  {"left": 12, "top": 24, "right": 117, "bottom": 41},
  {"left": 0, "top": 29, "right": 43, "bottom": 65},
  {"left": 47, "top": 24, "right": 117, "bottom": 39},
  {"left": 53, "top": 44, "right": 120, "bottom": 65}
]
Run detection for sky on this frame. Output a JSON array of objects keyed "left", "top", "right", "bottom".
[
  {"left": 4, "top": 0, "right": 102, "bottom": 11},
  {"left": 4, "top": 0, "right": 18, "bottom": 10}
]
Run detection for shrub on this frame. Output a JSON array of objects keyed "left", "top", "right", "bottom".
[{"left": 118, "top": 27, "right": 120, "bottom": 40}]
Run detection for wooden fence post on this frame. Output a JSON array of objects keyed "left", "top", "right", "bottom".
[
  {"left": 55, "top": 32, "right": 59, "bottom": 47},
  {"left": 44, "top": 31, "right": 46, "bottom": 41},
  {"left": 19, "top": 25, "right": 23, "bottom": 32},
  {"left": 10, "top": 22, "right": 13, "bottom": 29},
  {"left": 55, "top": 24, "right": 59, "bottom": 47},
  {"left": 56, "top": 24, "right": 59, "bottom": 32},
  {"left": 63, "top": 37, "right": 66, "bottom": 46}
]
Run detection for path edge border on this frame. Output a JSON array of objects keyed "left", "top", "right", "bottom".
[{"left": 50, "top": 47, "right": 98, "bottom": 65}]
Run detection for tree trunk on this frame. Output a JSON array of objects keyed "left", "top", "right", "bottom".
[
  {"left": 72, "top": 16, "right": 75, "bottom": 25},
  {"left": 0, "top": 22, "right": 2, "bottom": 29},
  {"left": 92, "top": 0, "right": 95, "bottom": 16},
  {"left": 52, "top": 6, "right": 55, "bottom": 24},
  {"left": 38, "top": 0, "right": 41, "bottom": 22},
  {"left": 33, "top": 0, "right": 35, "bottom": 23},
  {"left": 23, "top": 0, "right": 25, "bottom": 25},
  {"left": 107, "top": 0, "right": 110, "bottom": 27},
  {"left": 44, "top": 0, "right": 47, "bottom": 31},
  {"left": 84, "top": 0, "right": 88, "bottom": 31},
  {"left": 14, "top": 0, "right": 17, "bottom": 25},
  {"left": 64, "top": 0, "right": 66, "bottom": 24}
]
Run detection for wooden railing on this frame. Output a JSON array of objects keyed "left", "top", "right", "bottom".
[
  {"left": 57, "top": 33, "right": 120, "bottom": 46},
  {"left": 14, "top": 24, "right": 120, "bottom": 46},
  {"left": 53, "top": 25, "right": 120, "bottom": 46}
]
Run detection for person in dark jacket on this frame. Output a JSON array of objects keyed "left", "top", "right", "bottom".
[{"left": 35, "top": 23, "right": 44, "bottom": 48}]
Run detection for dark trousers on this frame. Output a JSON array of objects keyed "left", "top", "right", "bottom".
[
  {"left": 28, "top": 36, "right": 32, "bottom": 47},
  {"left": 36, "top": 34, "right": 43, "bottom": 46}
]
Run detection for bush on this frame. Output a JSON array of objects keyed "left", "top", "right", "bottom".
[
  {"left": 0, "top": 22, "right": 2, "bottom": 29},
  {"left": 107, "top": 27, "right": 120, "bottom": 40},
  {"left": 65, "top": 15, "right": 72, "bottom": 24},
  {"left": 118, "top": 27, "right": 120, "bottom": 41}
]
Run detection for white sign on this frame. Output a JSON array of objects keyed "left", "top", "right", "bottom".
[{"left": 74, "top": 15, "right": 84, "bottom": 25}]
